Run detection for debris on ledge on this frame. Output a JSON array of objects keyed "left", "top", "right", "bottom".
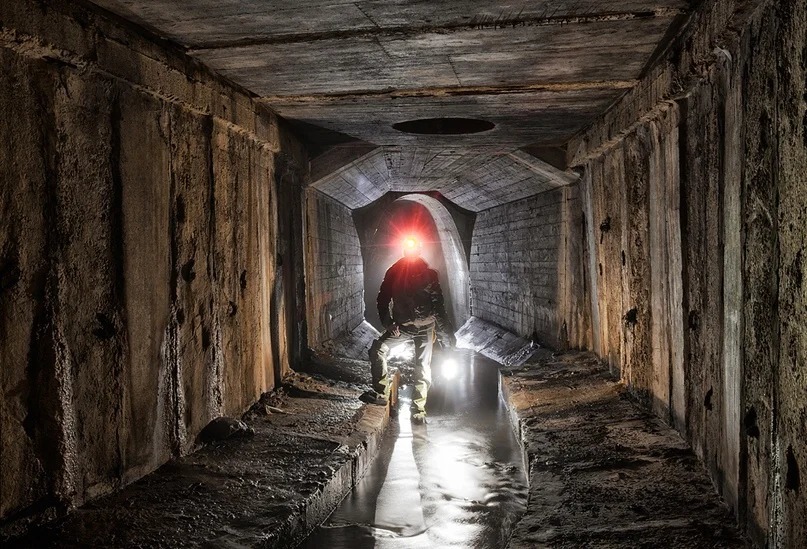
[
  {"left": 499, "top": 350, "right": 747, "bottom": 548},
  {"left": 3, "top": 372, "right": 392, "bottom": 549}
]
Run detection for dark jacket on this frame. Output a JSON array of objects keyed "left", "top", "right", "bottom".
[{"left": 377, "top": 257, "right": 453, "bottom": 337}]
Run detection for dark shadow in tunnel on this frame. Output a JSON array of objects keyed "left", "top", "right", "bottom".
[{"left": 353, "top": 192, "right": 474, "bottom": 332}]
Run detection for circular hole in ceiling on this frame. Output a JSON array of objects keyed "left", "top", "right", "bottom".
[{"left": 392, "top": 117, "right": 495, "bottom": 135}]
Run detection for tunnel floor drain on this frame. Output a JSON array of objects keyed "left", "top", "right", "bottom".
[{"left": 392, "top": 117, "right": 495, "bottom": 135}]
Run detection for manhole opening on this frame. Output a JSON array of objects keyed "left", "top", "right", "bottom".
[{"left": 392, "top": 117, "right": 495, "bottom": 135}]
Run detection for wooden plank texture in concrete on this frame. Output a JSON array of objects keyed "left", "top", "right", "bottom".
[{"left": 84, "top": 0, "right": 692, "bottom": 209}]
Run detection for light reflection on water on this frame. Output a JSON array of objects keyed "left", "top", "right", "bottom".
[{"left": 302, "top": 351, "right": 528, "bottom": 548}]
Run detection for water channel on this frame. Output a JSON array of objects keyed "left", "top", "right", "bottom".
[{"left": 302, "top": 350, "right": 529, "bottom": 548}]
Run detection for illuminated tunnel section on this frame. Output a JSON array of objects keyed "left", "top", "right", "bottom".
[
  {"left": 353, "top": 192, "right": 474, "bottom": 332},
  {"left": 302, "top": 350, "right": 528, "bottom": 548},
  {"left": 1, "top": 1, "right": 804, "bottom": 546}
]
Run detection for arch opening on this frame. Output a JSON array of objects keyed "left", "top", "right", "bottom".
[{"left": 355, "top": 193, "right": 472, "bottom": 333}]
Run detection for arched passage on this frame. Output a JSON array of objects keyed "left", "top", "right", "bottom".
[
  {"left": 393, "top": 194, "right": 470, "bottom": 330},
  {"left": 355, "top": 193, "right": 471, "bottom": 332}
]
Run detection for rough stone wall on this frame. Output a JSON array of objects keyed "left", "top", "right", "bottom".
[
  {"left": 469, "top": 186, "right": 590, "bottom": 350},
  {"left": 0, "top": 0, "right": 305, "bottom": 525},
  {"left": 572, "top": 0, "right": 806, "bottom": 545},
  {"left": 304, "top": 189, "right": 365, "bottom": 349}
]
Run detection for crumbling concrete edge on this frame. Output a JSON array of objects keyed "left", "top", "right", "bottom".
[
  {"left": 283, "top": 379, "right": 398, "bottom": 548},
  {"left": 456, "top": 316, "right": 542, "bottom": 367},
  {"left": 498, "top": 375, "right": 533, "bottom": 489},
  {"left": 278, "top": 405, "right": 388, "bottom": 548}
]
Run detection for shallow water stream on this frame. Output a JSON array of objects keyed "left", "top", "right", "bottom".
[{"left": 302, "top": 351, "right": 528, "bottom": 548}]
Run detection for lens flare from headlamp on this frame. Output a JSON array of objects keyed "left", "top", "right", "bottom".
[
  {"left": 401, "top": 235, "right": 422, "bottom": 258},
  {"left": 441, "top": 357, "right": 458, "bottom": 380}
]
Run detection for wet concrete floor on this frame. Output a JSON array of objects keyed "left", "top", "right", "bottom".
[
  {"left": 302, "top": 350, "right": 529, "bottom": 548},
  {"left": 1, "top": 345, "right": 748, "bottom": 548}
]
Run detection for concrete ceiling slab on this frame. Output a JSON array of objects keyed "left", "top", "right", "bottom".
[
  {"left": 309, "top": 143, "right": 377, "bottom": 183},
  {"left": 87, "top": 0, "right": 693, "bottom": 208},
  {"left": 311, "top": 146, "right": 578, "bottom": 211},
  {"left": 193, "top": 18, "right": 671, "bottom": 97},
  {"left": 267, "top": 88, "right": 623, "bottom": 150},
  {"left": 194, "top": 37, "right": 460, "bottom": 96},
  {"left": 90, "top": 0, "right": 689, "bottom": 48}
]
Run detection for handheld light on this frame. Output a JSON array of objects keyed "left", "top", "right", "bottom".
[{"left": 440, "top": 357, "right": 458, "bottom": 380}]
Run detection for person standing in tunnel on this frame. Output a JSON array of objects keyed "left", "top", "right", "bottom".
[{"left": 361, "top": 236, "right": 456, "bottom": 424}]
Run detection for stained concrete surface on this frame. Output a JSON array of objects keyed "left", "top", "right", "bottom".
[
  {"left": 470, "top": 185, "right": 590, "bottom": 350},
  {"left": 309, "top": 145, "right": 579, "bottom": 212},
  {"left": 572, "top": 0, "right": 807, "bottom": 541},
  {"left": 304, "top": 189, "right": 366, "bottom": 348},
  {"left": 0, "top": 325, "right": 753, "bottom": 548},
  {"left": 2, "top": 373, "right": 390, "bottom": 548},
  {"left": 455, "top": 316, "right": 542, "bottom": 367},
  {"left": 1, "top": 0, "right": 306, "bottom": 525},
  {"left": 2, "top": 0, "right": 804, "bottom": 546},
  {"left": 502, "top": 350, "right": 746, "bottom": 548},
  {"left": 303, "top": 321, "right": 382, "bottom": 385},
  {"left": 79, "top": 0, "right": 690, "bottom": 225},
  {"left": 88, "top": 0, "right": 687, "bottom": 148}
]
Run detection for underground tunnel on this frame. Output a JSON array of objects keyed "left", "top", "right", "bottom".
[{"left": 0, "top": 0, "right": 804, "bottom": 547}]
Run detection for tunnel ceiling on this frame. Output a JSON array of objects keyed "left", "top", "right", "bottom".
[
  {"left": 88, "top": 0, "right": 692, "bottom": 210},
  {"left": 310, "top": 146, "right": 578, "bottom": 211}
]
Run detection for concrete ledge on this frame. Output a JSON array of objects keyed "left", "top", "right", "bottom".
[
  {"left": 318, "top": 320, "right": 380, "bottom": 361},
  {"left": 497, "top": 350, "right": 746, "bottom": 548},
  {"left": 2, "top": 373, "right": 394, "bottom": 548},
  {"left": 456, "top": 316, "right": 541, "bottom": 366}
]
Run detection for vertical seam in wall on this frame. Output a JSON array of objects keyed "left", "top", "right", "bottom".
[
  {"left": 718, "top": 49, "right": 743, "bottom": 513},
  {"left": 109, "top": 83, "right": 126, "bottom": 483},
  {"left": 561, "top": 185, "right": 576, "bottom": 349},
  {"left": 663, "top": 119, "right": 675, "bottom": 424},
  {"left": 31, "top": 64, "right": 76, "bottom": 508},
  {"left": 205, "top": 115, "right": 223, "bottom": 414},
  {"left": 769, "top": 9, "right": 783, "bottom": 543},
  {"left": 302, "top": 188, "right": 312, "bottom": 349},
  {"left": 735, "top": 25, "right": 752, "bottom": 530},
  {"left": 580, "top": 169, "right": 602, "bottom": 356},
  {"left": 666, "top": 104, "right": 686, "bottom": 434},
  {"left": 165, "top": 105, "right": 182, "bottom": 457},
  {"left": 675, "top": 94, "right": 693, "bottom": 436}
]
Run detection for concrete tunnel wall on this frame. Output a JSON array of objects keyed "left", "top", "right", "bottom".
[
  {"left": 395, "top": 194, "right": 471, "bottom": 331},
  {"left": 1, "top": 0, "right": 804, "bottom": 545},
  {"left": 305, "top": 190, "right": 472, "bottom": 348},
  {"left": 469, "top": 185, "right": 591, "bottom": 351},
  {"left": 304, "top": 188, "right": 365, "bottom": 349},
  {"left": 568, "top": 0, "right": 806, "bottom": 545},
  {"left": 0, "top": 0, "right": 307, "bottom": 521}
]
